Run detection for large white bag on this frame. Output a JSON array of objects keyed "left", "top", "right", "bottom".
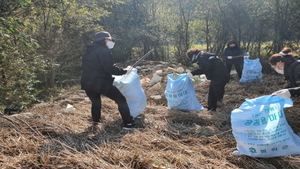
[
  {"left": 164, "top": 74, "right": 204, "bottom": 111},
  {"left": 240, "top": 58, "right": 263, "bottom": 83},
  {"left": 113, "top": 69, "right": 146, "bottom": 118},
  {"left": 231, "top": 95, "right": 300, "bottom": 157}
]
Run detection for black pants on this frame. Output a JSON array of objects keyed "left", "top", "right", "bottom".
[
  {"left": 226, "top": 62, "right": 242, "bottom": 79},
  {"left": 207, "top": 83, "right": 226, "bottom": 111},
  {"left": 85, "top": 85, "right": 133, "bottom": 124}
]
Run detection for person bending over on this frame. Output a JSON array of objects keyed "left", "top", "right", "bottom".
[
  {"left": 269, "top": 47, "right": 300, "bottom": 98},
  {"left": 186, "top": 48, "right": 230, "bottom": 111}
]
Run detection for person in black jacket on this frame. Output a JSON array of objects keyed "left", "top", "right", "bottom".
[
  {"left": 186, "top": 48, "right": 230, "bottom": 111},
  {"left": 269, "top": 47, "right": 300, "bottom": 98},
  {"left": 81, "top": 31, "right": 134, "bottom": 130},
  {"left": 222, "top": 41, "right": 244, "bottom": 79}
]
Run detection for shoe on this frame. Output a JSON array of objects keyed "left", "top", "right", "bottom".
[
  {"left": 291, "top": 154, "right": 300, "bottom": 157},
  {"left": 123, "top": 123, "right": 135, "bottom": 130},
  {"left": 133, "top": 115, "right": 143, "bottom": 120}
]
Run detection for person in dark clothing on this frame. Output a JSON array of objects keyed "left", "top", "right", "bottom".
[
  {"left": 186, "top": 48, "right": 230, "bottom": 111},
  {"left": 269, "top": 47, "right": 300, "bottom": 98},
  {"left": 222, "top": 41, "right": 244, "bottom": 79},
  {"left": 81, "top": 31, "right": 134, "bottom": 130}
]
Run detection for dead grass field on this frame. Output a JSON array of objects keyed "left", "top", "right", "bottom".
[{"left": 1, "top": 61, "right": 300, "bottom": 169}]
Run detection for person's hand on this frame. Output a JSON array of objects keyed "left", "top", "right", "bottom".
[
  {"left": 127, "top": 66, "right": 133, "bottom": 70},
  {"left": 187, "top": 72, "right": 193, "bottom": 78},
  {"left": 227, "top": 56, "right": 233, "bottom": 59},
  {"left": 271, "top": 89, "right": 291, "bottom": 98},
  {"left": 124, "top": 65, "right": 133, "bottom": 75}
]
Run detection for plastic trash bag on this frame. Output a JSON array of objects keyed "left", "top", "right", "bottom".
[
  {"left": 113, "top": 69, "right": 146, "bottom": 118},
  {"left": 164, "top": 74, "right": 204, "bottom": 111},
  {"left": 231, "top": 95, "right": 300, "bottom": 157},
  {"left": 240, "top": 58, "right": 263, "bottom": 83}
]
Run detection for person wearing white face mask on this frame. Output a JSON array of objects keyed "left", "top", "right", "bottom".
[
  {"left": 106, "top": 39, "right": 115, "bottom": 49},
  {"left": 269, "top": 47, "right": 300, "bottom": 98},
  {"left": 221, "top": 41, "right": 244, "bottom": 79},
  {"left": 81, "top": 31, "right": 135, "bottom": 130}
]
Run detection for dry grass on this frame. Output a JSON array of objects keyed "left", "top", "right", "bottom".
[{"left": 1, "top": 61, "right": 300, "bottom": 169}]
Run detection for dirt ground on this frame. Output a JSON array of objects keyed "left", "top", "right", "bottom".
[{"left": 1, "top": 60, "right": 300, "bottom": 169}]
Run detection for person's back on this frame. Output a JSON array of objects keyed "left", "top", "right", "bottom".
[
  {"left": 270, "top": 47, "right": 300, "bottom": 98},
  {"left": 81, "top": 43, "right": 116, "bottom": 91},
  {"left": 286, "top": 60, "right": 300, "bottom": 88},
  {"left": 198, "top": 53, "right": 229, "bottom": 85},
  {"left": 81, "top": 44, "right": 109, "bottom": 79}
]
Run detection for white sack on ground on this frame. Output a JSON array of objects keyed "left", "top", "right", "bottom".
[
  {"left": 240, "top": 58, "right": 263, "bottom": 82},
  {"left": 165, "top": 74, "right": 204, "bottom": 111}
]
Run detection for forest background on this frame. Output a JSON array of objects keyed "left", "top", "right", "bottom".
[{"left": 1, "top": 0, "right": 300, "bottom": 109}]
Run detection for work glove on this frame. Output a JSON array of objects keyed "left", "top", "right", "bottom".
[
  {"left": 271, "top": 89, "right": 291, "bottom": 98},
  {"left": 125, "top": 66, "right": 133, "bottom": 75},
  {"left": 227, "top": 56, "right": 233, "bottom": 59},
  {"left": 187, "top": 72, "right": 193, "bottom": 78},
  {"left": 244, "top": 52, "right": 250, "bottom": 59}
]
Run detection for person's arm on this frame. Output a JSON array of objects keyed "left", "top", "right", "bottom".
[
  {"left": 190, "top": 68, "right": 205, "bottom": 76},
  {"left": 221, "top": 48, "right": 231, "bottom": 59},
  {"left": 272, "top": 87, "right": 300, "bottom": 98},
  {"left": 289, "top": 67, "right": 300, "bottom": 96},
  {"left": 99, "top": 49, "right": 127, "bottom": 75},
  {"left": 293, "top": 66, "right": 300, "bottom": 87},
  {"left": 191, "top": 61, "right": 211, "bottom": 76},
  {"left": 230, "top": 47, "right": 244, "bottom": 59},
  {"left": 289, "top": 87, "right": 300, "bottom": 97},
  {"left": 238, "top": 47, "right": 244, "bottom": 56}
]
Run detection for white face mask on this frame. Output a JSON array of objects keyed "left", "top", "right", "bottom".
[
  {"left": 275, "top": 67, "right": 284, "bottom": 74},
  {"left": 106, "top": 41, "right": 115, "bottom": 49}
]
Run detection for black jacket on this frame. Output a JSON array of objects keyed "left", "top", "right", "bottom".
[
  {"left": 222, "top": 46, "right": 244, "bottom": 64},
  {"left": 284, "top": 60, "right": 300, "bottom": 96},
  {"left": 191, "top": 52, "right": 230, "bottom": 85},
  {"left": 81, "top": 44, "right": 126, "bottom": 92}
]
